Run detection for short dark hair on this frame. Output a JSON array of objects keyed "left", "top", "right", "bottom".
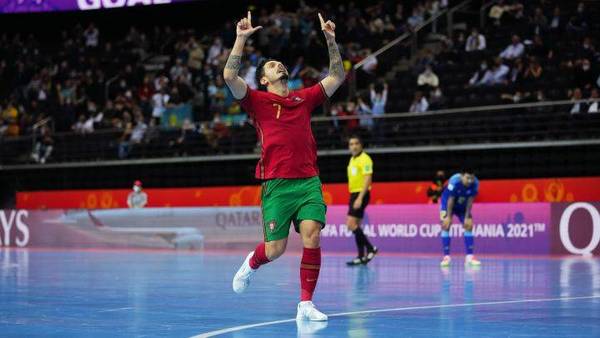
[
  {"left": 349, "top": 134, "right": 362, "bottom": 144},
  {"left": 255, "top": 58, "right": 276, "bottom": 91},
  {"left": 461, "top": 168, "right": 475, "bottom": 175}
]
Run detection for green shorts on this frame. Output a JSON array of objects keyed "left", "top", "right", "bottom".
[{"left": 261, "top": 176, "right": 327, "bottom": 242}]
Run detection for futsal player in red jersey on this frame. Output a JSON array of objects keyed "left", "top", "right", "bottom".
[{"left": 224, "top": 11, "right": 345, "bottom": 321}]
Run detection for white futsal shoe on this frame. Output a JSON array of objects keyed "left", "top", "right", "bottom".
[
  {"left": 296, "top": 301, "right": 328, "bottom": 321},
  {"left": 465, "top": 254, "right": 481, "bottom": 267},
  {"left": 440, "top": 255, "right": 451, "bottom": 267},
  {"left": 296, "top": 319, "right": 328, "bottom": 336},
  {"left": 232, "top": 251, "right": 256, "bottom": 294}
]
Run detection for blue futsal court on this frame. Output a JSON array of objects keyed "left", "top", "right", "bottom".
[{"left": 1, "top": 249, "right": 600, "bottom": 337}]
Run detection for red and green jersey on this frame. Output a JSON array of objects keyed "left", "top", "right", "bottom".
[{"left": 240, "top": 84, "right": 327, "bottom": 180}]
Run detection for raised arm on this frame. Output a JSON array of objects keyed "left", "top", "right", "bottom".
[
  {"left": 318, "top": 13, "right": 346, "bottom": 97},
  {"left": 223, "top": 11, "right": 262, "bottom": 99},
  {"left": 381, "top": 83, "right": 388, "bottom": 104}
]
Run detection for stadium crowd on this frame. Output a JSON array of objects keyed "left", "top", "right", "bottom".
[{"left": 1, "top": 0, "right": 599, "bottom": 163}]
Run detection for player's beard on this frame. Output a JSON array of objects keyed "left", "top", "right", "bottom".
[{"left": 279, "top": 73, "right": 289, "bottom": 81}]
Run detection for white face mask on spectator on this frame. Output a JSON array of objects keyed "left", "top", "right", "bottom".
[{"left": 133, "top": 186, "right": 141, "bottom": 193}]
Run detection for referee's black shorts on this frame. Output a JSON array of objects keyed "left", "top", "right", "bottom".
[{"left": 348, "top": 191, "right": 370, "bottom": 219}]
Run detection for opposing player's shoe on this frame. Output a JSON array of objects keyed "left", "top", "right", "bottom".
[
  {"left": 465, "top": 254, "right": 481, "bottom": 267},
  {"left": 440, "top": 255, "right": 451, "bottom": 267},
  {"left": 232, "top": 251, "right": 256, "bottom": 294},
  {"left": 296, "top": 301, "right": 328, "bottom": 321},
  {"left": 365, "top": 246, "right": 379, "bottom": 262},
  {"left": 346, "top": 257, "right": 367, "bottom": 266}
]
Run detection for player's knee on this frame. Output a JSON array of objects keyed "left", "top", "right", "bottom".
[
  {"left": 463, "top": 223, "right": 473, "bottom": 232},
  {"left": 302, "top": 227, "right": 321, "bottom": 248},
  {"left": 441, "top": 223, "right": 450, "bottom": 231},
  {"left": 347, "top": 218, "right": 358, "bottom": 231},
  {"left": 265, "top": 240, "right": 287, "bottom": 260}
]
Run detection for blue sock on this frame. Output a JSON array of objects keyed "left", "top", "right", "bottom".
[
  {"left": 464, "top": 231, "right": 474, "bottom": 255},
  {"left": 441, "top": 230, "right": 450, "bottom": 255}
]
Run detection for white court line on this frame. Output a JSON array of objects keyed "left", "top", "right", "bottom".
[
  {"left": 190, "top": 295, "right": 600, "bottom": 338},
  {"left": 98, "top": 307, "right": 135, "bottom": 313}
]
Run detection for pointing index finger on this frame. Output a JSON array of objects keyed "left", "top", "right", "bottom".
[
  {"left": 247, "top": 11, "right": 252, "bottom": 24},
  {"left": 318, "top": 13, "right": 325, "bottom": 26}
]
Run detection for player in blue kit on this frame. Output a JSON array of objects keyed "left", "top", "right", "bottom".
[{"left": 439, "top": 170, "right": 482, "bottom": 268}]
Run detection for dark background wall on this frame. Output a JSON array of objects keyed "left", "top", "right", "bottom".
[{"left": 2, "top": 144, "right": 599, "bottom": 204}]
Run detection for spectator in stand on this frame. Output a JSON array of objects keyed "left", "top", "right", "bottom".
[
  {"left": 574, "top": 59, "right": 596, "bottom": 90},
  {"left": 357, "top": 96, "right": 374, "bottom": 131},
  {"left": 118, "top": 113, "right": 147, "bottom": 159},
  {"left": 1, "top": 101, "right": 19, "bottom": 137},
  {"left": 576, "top": 37, "right": 597, "bottom": 63},
  {"left": 288, "top": 57, "right": 306, "bottom": 90},
  {"left": 170, "top": 58, "right": 185, "bottom": 80},
  {"left": 330, "top": 102, "right": 357, "bottom": 134},
  {"left": 588, "top": 89, "right": 599, "bottom": 113},
  {"left": 409, "top": 91, "right": 429, "bottom": 113},
  {"left": 83, "top": 23, "right": 100, "bottom": 48},
  {"left": 549, "top": 6, "right": 564, "bottom": 35},
  {"left": 143, "top": 117, "right": 160, "bottom": 145},
  {"left": 429, "top": 86, "right": 446, "bottom": 110},
  {"left": 489, "top": 1, "right": 524, "bottom": 26},
  {"left": 465, "top": 28, "right": 486, "bottom": 52},
  {"left": 530, "top": 35, "right": 550, "bottom": 61},
  {"left": 529, "top": 7, "right": 548, "bottom": 36},
  {"left": 407, "top": 7, "right": 424, "bottom": 30},
  {"left": 468, "top": 59, "right": 489, "bottom": 86},
  {"left": 31, "top": 125, "right": 53, "bottom": 164},
  {"left": 151, "top": 88, "right": 170, "bottom": 124},
  {"left": 130, "top": 114, "right": 147, "bottom": 143},
  {"left": 187, "top": 38, "right": 205, "bottom": 74},
  {"left": 127, "top": 180, "right": 148, "bottom": 209},
  {"left": 117, "top": 111, "right": 133, "bottom": 157},
  {"left": 242, "top": 60, "right": 258, "bottom": 90},
  {"left": 523, "top": 57, "right": 543, "bottom": 90},
  {"left": 508, "top": 57, "right": 525, "bottom": 84},
  {"left": 0, "top": 118, "right": 7, "bottom": 138},
  {"left": 208, "top": 76, "right": 229, "bottom": 114},
  {"left": 72, "top": 114, "right": 94, "bottom": 134},
  {"left": 570, "top": 88, "right": 584, "bottom": 114},
  {"left": 370, "top": 82, "right": 388, "bottom": 140},
  {"left": 138, "top": 75, "right": 154, "bottom": 114},
  {"left": 426, "top": 170, "right": 446, "bottom": 204},
  {"left": 499, "top": 35, "right": 525, "bottom": 60},
  {"left": 417, "top": 65, "right": 439, "bottom": 93},
  {"left": 169, "top": 118, "right": 197, "bottom": 156},
  {"left": 370, "top": 82, "right": 388, "bottom": 117},
  {"left": 478, "top": 57, "right": 509, "bottom": 86},
  {"left": 206, "top": 37, "right": 224, "bottom": 66}
]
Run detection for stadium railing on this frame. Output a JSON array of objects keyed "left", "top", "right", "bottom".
[{"left": 1, "top": 99, "right": 598, "bottom": 169}]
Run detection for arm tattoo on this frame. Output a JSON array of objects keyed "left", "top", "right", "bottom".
[
  {"left": 225, "top": 55, "right": 242, "bottom": 71},
  {"left": 327, "top": 40, "right": 345, "bottom": 79}
]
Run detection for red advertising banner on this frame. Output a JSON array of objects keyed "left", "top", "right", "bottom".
[{"left": 16, "top": 176, "right": 600, "bottom": 209}]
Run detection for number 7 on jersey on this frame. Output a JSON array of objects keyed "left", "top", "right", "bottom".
[{"left": 273, "top": 103, "right": 282, "bottom": 119}]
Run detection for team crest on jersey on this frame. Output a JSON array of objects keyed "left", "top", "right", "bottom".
[{"left": 268, "top": 220, "right": 277, "bottom": 232}]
